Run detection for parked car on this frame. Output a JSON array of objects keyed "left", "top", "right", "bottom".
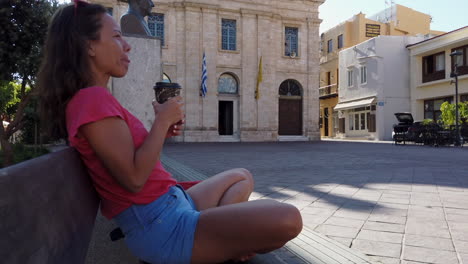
[{"left": 392, "top": 113, "right": 421, "bottom": 144}]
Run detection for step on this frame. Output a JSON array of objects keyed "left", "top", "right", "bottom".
[{"left": 278, "top": 136, "right": 309, "bottom": 142}]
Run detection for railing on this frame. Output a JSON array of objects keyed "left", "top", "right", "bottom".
[{"left": 319, "top": 84, "right": 338, "bottom": 97}]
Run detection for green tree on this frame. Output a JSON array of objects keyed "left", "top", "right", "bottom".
[
  {"left": 440, "top": 101, "right": 468, "bottom": 127},
  {"left": 0, "top": 0, "right": 59, "bottom": 166}
]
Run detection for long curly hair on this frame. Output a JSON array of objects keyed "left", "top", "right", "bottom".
[{"left": 37, "top": 1, "right": 106, "bottom": 141}]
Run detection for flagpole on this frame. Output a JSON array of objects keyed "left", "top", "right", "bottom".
[
  {"left": 200, "top": 10, "right": 205, "bottom": 130},
  {"left": 256, "top": 59, "right": 259, "bottom": 131},
  {"left": 256, "top": 16, "right": 260, "bottom": 131}
]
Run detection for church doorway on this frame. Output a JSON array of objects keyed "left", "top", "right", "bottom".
[
  {"left": 278, "top": 79, "right": 303, "bottom": 135},
  {"left": 218, "top": 73, "right": 239, "bottom": 138},
  {"left": 218, "top": 101, "right": 233, "bottom": 135}
]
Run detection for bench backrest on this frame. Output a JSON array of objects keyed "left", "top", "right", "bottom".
[{"left": 0, "top": 147, "right": 99, "bottom": 264}]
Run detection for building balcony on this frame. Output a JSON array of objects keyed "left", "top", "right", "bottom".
[{"left": 319, "top": 84, "right": 338, "bottom": 99}]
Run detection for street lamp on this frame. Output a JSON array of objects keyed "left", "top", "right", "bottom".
[{"left": 450, "top": 50, "right": 463, "bottom": 146}]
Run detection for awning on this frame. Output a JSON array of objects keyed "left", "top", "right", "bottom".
[{"left": 334, "top": 97, "right": 376, "bottom": 111}]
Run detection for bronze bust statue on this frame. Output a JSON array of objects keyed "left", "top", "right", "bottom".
[{"left": 120, "top": 0, "right": 155, "bottom": 36}]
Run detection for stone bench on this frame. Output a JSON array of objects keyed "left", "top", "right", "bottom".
[{"left": 0, "top": 147, "right": 99, "bottom": 264}]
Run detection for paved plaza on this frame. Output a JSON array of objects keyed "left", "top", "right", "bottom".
[{"left": 163, "top": 141, "right": 468, "bottom": 264}]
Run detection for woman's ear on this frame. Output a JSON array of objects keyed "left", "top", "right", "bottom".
[{"left": 88, "top": 41, "right": 96, "bottom": 57}]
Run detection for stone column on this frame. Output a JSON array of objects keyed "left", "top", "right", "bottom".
[
  {"left": 305, "top": 18, "right": 322, "bottom": 140},
  {"left": 112, "top": 35, "right": 162, "bottom": 130}
]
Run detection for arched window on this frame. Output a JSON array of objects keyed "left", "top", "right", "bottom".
[
  {"left": 162, "top": 73, "right": 171, "bottom": 83},
  {"left": 279, "top": 79, "right": 302, "bottom": 96},
  {"left": 218, "top": 73, "right": 238, "bottom": 94}
]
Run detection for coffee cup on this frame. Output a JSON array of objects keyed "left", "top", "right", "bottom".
[{"left": 153, "top": 82, "right": 182, "bottom": 104}]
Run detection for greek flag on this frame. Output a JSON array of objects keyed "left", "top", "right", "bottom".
[{"left": 200, "top": 52, "right": 207, "bottom": 97}]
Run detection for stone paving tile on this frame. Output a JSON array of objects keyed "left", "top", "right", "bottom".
[
  {"left": 300, "top": 213, "right": 329, "bottom": 225},
  {"left": 353, "top": 190, "right": 383, "bottom": 197},
  {"left": 362, "top": 221, "right": 405, "bottom": 233},
  {"left": 293, "top": 193, "right": 321, "bottom": 202},
  {"left": 408, "top": 204, "right": 445, "bottom": 212},
  {"left": 451, "top": 230, "right": 468, "bottom": 241},
  {"left": 403, "top": 246, "right": 458, "bottom": 264},
  {"left": 460, "top": 253, "right": 468, "bottom": 264},
  {"left": 368, "top": 214, "right": 407, "bottom": 225},
  {"left": 448, "top": 221, "right": 468, "bottom": 230},
  {"left": 453, "top": 240, "right": 468, "bottom": 253},
  {"left": 400, "top": 261, "right": 429, "bottom": 264},
  {"left": 373, "top": 207, "right": 408, "bottom": 217},
  {"left": 306, "top": 201, "right": 340, "bottom": 210},
  {"left": 411, "top": 186, "right": 438, "bottom": 193},
  {"left": 301, "top": 206, "right": 337, "bottom": 216},
  {"left": 368, "top": 256, "right": 400, "bottom": 264},
  {"left": 315, "top": 196, "right": 348, "bottom": 206},
  {"left": 410, "top": 192, "right": 438, "bottom": 198},
  {"left": 387, "top": 184, "right": 412, "bottom": 192},
  {"left": 439, "top": 192, "right": 468, "bottom": 199},
  {"left": 333, "top": 210, "right": 372, "bottom": 220},
  {"left": 356, "top": 230, "right": 403, "bottom": 244},
  {"left": 444, "top": 202, "right": 468, "bottom": 210},
  {"left": 263, "top": 192, "right": 290, "bottom": 202},
  {"left": 314, "top": 224, "right": 361, "bottom": 239},
  {"left": 323, "top": 216, "right": 365, "bottom": 229},
  {"left": 409, "top": 199, "right": 443, "bottom": 207},
  {"left": 445, "top": 208, "right": 468, "bottom": 216},
  {"left": 438, "top": 186, "right": 467, "bottom": 192},
  {"left": 376, "top": 202, "right": 409, "bottom": 211},
  {"left": 329, "top": 187, "right": 360, "bottom": 195},
  {"left": 408, "top": 207, "right": 446, "bottom": 220},
  {"left": 352, "top": 195, "right": 380, "bottom": 202},
  {"left": 379, "top": 197, "right": 410, "bottom": 205},
  {"left": 447, "top": 214, "right": 468, "bottom": 223},
  {"left": 406, "top": 219, "right": 450, "bottom": 238},
  {"left": 342, "top": 199, "right": 377, "bottom": 207},
  {"left": 404, "top": 234, "right": 455, "bottom": 251},
  {"left": 364, "top": 183, "right": 390, "bottom": 190},
  {"left": 328, "top": 236, "right": 353, "bottom": 247},
  {"left": 351, "top": 239, "right": 401, "bottom": 258},
  {"left": 283, "top": 200, "right": 311, "bottom": 210},
  {"left": 383, "top": 190, "right": 411, "bottom": 197}
]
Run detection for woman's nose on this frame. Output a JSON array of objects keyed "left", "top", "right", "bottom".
[{"left": 123, "top": 39, "right": 131, "bottom": 52}]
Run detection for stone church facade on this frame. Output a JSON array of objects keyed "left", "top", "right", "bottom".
[{"left": 95, "top": 0, "right": 324, "bottom": 142}]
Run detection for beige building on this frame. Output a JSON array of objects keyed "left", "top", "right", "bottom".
[
  {"left": 408, "top": 26, "right": 468, "bottom": 122},
  {"left": 319, "top": 4, "right": 444, "bottom": 137},
  {"left": 93, "top": 0, "right": 324, "bottom": 142}
]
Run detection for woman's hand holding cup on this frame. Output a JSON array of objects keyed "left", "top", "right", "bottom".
[{"left": 152, "top": 96, "right": 184, "bottom": 137}]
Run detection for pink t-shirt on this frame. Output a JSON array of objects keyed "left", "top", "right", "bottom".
[{"left": 66, "top": 86, "right": 177, "bottom": 219}]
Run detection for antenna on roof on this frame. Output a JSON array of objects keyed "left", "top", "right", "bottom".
[{"left": 385, "top": 0, "right": 396, "bottom": 25}]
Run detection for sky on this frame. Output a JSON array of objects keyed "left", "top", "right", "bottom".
[
  {"left": 58, "top": 0, "right": 467, "bottom": 34},
  {"left": 319, "top": 0, "right": 468, "bottom": 33}
]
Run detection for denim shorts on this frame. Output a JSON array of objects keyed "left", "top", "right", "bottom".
[{"left": 114, "top": 185, "right": 200, "bottom": 264}]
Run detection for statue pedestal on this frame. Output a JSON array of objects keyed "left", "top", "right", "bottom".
[{"left": 112, "top": 35, "right": 162, "bottom": 130}]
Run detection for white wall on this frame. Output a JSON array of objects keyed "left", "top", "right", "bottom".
[{"left": 339, "top": 35, "right": 424, "bottom": 140}]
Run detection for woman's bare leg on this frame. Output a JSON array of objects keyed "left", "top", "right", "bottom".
[
  {"left": 190, "top": 199, "right": 303, "bottom": 264},
  {"left": 187, "top": 168, "right": 254, "bottom": 210},
  {"left": 187, "top": 168, "right": 302, "bottom": 263}
]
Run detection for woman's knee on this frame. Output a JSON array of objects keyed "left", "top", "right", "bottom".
[
  {"left": 230, "top": 168, "right": 254, "bottom": 191},
  {"left": 276, "top": 204, "right": 303, "bottom": 240}
]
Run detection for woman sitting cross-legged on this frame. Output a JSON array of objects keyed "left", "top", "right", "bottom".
[{"left": 37, "top": 2, "right": 302, "bottom": 264}]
